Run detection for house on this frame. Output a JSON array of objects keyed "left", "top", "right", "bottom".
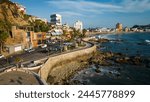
[{"left": 5, "top": 26, "right": 46, "bottom": 54}]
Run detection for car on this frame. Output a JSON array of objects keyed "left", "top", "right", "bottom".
[
  {"left": 24, "top": 48, "right": 30, "bottom": 51},
  {"left": 0, "top": 54, "right": 5, "bottom": 59},
  {"left": 41, "top": 44, "right": 47, "bottom": 48},
  {"left": 27, "top": 49, "right": 35, "bottom": 52},
  {"left": 24, "top": 48, "right": 35, "bottom": 53}
]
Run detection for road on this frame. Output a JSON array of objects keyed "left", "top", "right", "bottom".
[
  {"left": 0, "top": 40, "right": 93, "bottom": 70},
  {"left": 0, "top": 42, "right": 61, "bottom": 69}
]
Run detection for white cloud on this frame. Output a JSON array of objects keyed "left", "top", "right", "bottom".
[
  {"left": 120, "top": 0, "right": 150, "bottom": 12},
  {"left": 47, "top": 0, "right": 121, "bottom": 14},
  {"left": 57, "top": 11, "right": 84, "bottom": 17},
  {"left": 47, "top": 0, "right": 150, "bottom": 16}
]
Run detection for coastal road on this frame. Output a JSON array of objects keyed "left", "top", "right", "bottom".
[
  {"left": 0, "top": 40, "right": 94, "bottom": 71},
  {"left": 0, "top": 42, "right": 61, "bottom": 69}
]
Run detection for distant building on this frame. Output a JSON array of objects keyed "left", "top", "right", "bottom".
[
  {"left": 51, "top": 29, "right": 63, "bottom": 36},
  {"left": 29, "top": 16, "right": 48, "bottom": 24},
  {"left": 116, "top": 23, "right": 123, "bottom": 32},
  {"left": 95, "top": 27, "right": 111, "bottom": 32},
  {"left": 74, "top": 20, "right": 83, "bottom": 32},
  {"left": 15, "top": 3, "right": 26, "bottom": 14},
  {"left": 50, "top": 14, "right": 62, "bottom": 26},
  {"left": 124, "top": 27, "right": 129, "bottom": 32}
]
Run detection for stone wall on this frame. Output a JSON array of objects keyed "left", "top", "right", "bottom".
[{"left": 39, "top": 44, "right": 96, "bottom": 81}]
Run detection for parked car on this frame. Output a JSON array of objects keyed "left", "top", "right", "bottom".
[
  {"left": 24, "top": 48, "right": 30, "bottom": 51},
  {"left": 41, "top": 44, "right": 47, "bottom": 48},
  {"left": 27, "top": 49, "right": 35, "bottom": 52},
  {"left": 24, "top": 48, "right": 35, "bottom": 53},
  {"left": 0, "top": 54, "right": 5, "bottom": 59}
]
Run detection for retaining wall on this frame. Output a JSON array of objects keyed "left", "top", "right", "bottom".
[{"left": 39, "top": 44, "right": 96, "bottom": 81}]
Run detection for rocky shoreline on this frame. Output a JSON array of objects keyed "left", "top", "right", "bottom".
[
  {"left": 90, "top": 51, "right": 150, "bottom": 68},
  {"left": 47, "top": 33, "right": 150, "bottom": 85},
  {"left": 66, "top": 50, "right": 150, "bottom": 85}
]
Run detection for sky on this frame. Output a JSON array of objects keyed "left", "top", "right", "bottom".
[{"left": 11, "top": 0, "right": 150, "bottom": 28}]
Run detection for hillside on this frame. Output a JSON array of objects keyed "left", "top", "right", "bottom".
[
  {"left": 132, "top": 24, "right": 150, "bottom": 29},
  {"left": 0, "top": 0, "right": 29, "bottom": 31}
]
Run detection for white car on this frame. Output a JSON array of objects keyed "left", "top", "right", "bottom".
[
  {"left": 0, "top": 54, "right": 5, "bottom": 59},
  {"left": 27, "top": 49, "right": 35, "bottom": 52},
  {"left": 24, "top": 48, "right": 35, "bottom": 53},
  {"left": 41, "top": 44, "right": 47, "bottom": 48}
]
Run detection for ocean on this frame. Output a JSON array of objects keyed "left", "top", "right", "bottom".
[
  {"left": 98, "top": 32, "right": 150, "bottom": 57},
  {"left": 69, "top": 32, "right": 150, "bottom": 85}
]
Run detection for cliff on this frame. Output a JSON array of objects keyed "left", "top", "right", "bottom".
[{"left": 0, "top": 0, "right": 29, "bottom": 31}]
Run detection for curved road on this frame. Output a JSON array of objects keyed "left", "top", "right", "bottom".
[{"left": 0, "top": 40, "right": 94, "bottom": 72}]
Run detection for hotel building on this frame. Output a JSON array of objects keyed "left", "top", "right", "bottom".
[
  {"left": 50, "top": 14, "right": 62, "bottom": 26},
  {"left": 74, "top": 20, "right": 83, "bottom": 32}
]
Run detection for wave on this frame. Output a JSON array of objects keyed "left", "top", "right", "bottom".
[
  {"left": 145, "top": 40, "right": 150, "bottom": 43},
  {"left": 145, "top": 40, "right": 150, "bottom": 45}
]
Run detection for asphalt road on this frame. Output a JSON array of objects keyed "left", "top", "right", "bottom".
[
  {"left": 0, "top": 41, "right": 92, "bottom": 70},
  {"left": 0, "top": 42, "right": 62, "bottom": 69}
]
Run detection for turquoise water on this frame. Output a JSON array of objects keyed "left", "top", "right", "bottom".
[{"left": 70, "top": 32, "right": 150, "bottom": 85}]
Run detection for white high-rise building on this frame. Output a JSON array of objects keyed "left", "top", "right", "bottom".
[
  {"left": 50, "top": 14, "right": 62, "bottom": 26},
  {"left": 74, "top": 20, "right": 83, "bottom": 31}
]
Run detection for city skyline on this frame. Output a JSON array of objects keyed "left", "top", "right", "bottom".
[{"left": 11, "top": 0, "right": 150, "bottom": 28}]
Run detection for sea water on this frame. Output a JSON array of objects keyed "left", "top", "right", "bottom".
[{"left": 70, "top": 32, "right": 150, "bottom": 85}]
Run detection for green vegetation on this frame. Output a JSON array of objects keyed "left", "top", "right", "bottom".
[
  {"left": 30, "top": 20, "right": 49, "bottom": 32},
  {"left": 0, "top": 30, "right": 9, "bottom": 54},
  {"left": 72, "top": 28, "right": 81, "bottom": 38},
  {"left": 62, "top": 29, "right": 67, "bottom": 36},
  {"left": 70, "top": 28, "right": 87, "bottom": 40},
  {"left": 82, "top": 29, "right": 87, "bottom": 36},
  {"left": 0, "top": 20, "right": 12, "bottom": 32},
  {"left": 0, "top": 0, "right": 13, "bottom": 4},
  {"left": 24, "top": 14, "right": 31, "bottom": 20}
]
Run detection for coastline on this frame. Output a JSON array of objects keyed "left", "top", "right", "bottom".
[
  {"left": 86, "top": 31, "right": 150, "bottom": 37},
  {"left": 67, "top": 51, "right": 150, "bottom": 85},
  {"left": 68, "top": 32, "right": 150, "bottom": 85},
  {"left": 47, "top": 32, "right": 150, "bottom": 85}
]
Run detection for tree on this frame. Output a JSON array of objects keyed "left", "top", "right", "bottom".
[
  {"left": 72, "top": 28, "right": 81, "bottom": 38},
  {"left": 62, "top": 29, "right": 68, "bottom": 36},
  {"left": 82, "top": 29, "right": 87, "bottom": 36},
  {"left": 0, "top": 30, "right": 9, "bottom": 54},
  {"left": 79, "top": 29, "right": 87, "bottom": 38},
  {"left": 31, "top": 20, "right": 49, "bottom": 32},
  {"left": 0, "top": 0, "right": 11, "bottom": 4}
]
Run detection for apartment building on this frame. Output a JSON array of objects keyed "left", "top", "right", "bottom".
[
  {"left": 50, "top": 14, "right": 62, "bottom": 26},
  {"left": 74, "top": 20, "right": 83, "bottom": 32}
]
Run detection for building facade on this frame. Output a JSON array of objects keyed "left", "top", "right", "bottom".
[
  {"left": 31, "top": 32, "right": 46, "bottom": 47},
  {"left": 74, "top": 20, "right": 83, "bottom": 32},
  {"left": 116, "top": 23, "right": 123, "bottom": 32},
  {"left": 29, "top": 16, "right": 48, "bottom": 24},
  {"left": 5, "top": 26, "right": 46, "bottom": 54},
  {"left": 50, "top": 14, "right": 62, "bottom": 26}
]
